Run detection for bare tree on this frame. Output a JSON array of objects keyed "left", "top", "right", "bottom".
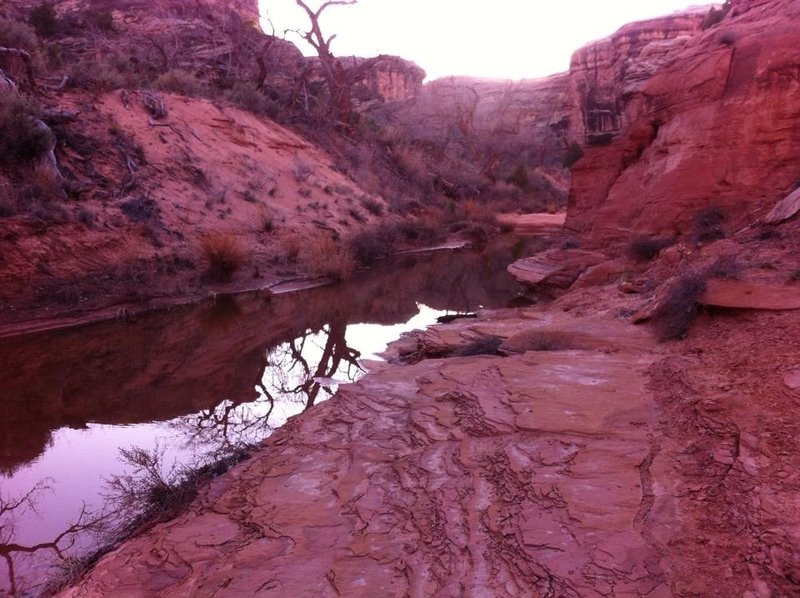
[{"left": 293, "top": 0, "right": 359, "bottom": 125}]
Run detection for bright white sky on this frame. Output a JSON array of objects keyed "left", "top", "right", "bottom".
[{"left": 259, "top": 1, "right": 720, "bottom": 81}]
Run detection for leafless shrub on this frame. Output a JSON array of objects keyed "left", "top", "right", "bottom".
[
  {"left": 0, "top": 93, "right": 50, "bottom": 166},
  {"left": 104, "top": 443, "right": 253, "bottom": 535},
  {"left": 360, "top": 196, "right": 383, "bottom": 216},
  {"left": 691, "top": 206, "right": 727, "bottom": 245},
  {"left": 449, "top": 335, "right": 503, "bottom": 357},
  {"left": 652, "top": 274, "right": 707, "bottom": 341},
  {"left": 348, "top": 223, "right": 398, "bottom": 267}
]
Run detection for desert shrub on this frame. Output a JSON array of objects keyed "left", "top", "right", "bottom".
[
  {"left": 225, "top": 83, "right": 278, "bottom": 116},
  {"left": 0, "top": 93, "right": 50, "bottom": 166},
  {"left": 718, "top": 31, "right": 737, "bottom": 46},
  {"left": 706, "top": 255, "right": 740, "bottom": 279},
  {"left": 299, "top": 232, "right": 354, "bottom": 280},
  {"left": 691, "top": 205, "right": 727, "bottom": 245},
  {"left": 0, "top": 17, "right": 40, "bottom": 53},
  {"left": 787, "top": 270, "right": 800, "bottom": 285},
  {"left": 504, "top": 330, "right": 580, "bottom": 352},
  {"left": 106, "top": 443, "right": 252, "bottom": 529},
  {"left": 29, "top": 2, "right": 61, "bottom": 37},
  {"left": 153, "top": 68, "right": 206, "bottom": 96},
  {"left": 397, "top": 218, "right": 443, "bottom": 245},
  {"left": 449, "top": 335, "right": 504, "bottom": 357},
  {"left": 348, "top": 224, "right": 398, "bottom": 267},
  {"left": 81, "top": 6, "right": 114, "bottom": 32},
  {"left": 66, "top": 57, "right": 141, "bottom": 90},
  {"left": 348, "top": 207, "right": 366, "bottom": 223},
  {"left": 652, "top": 274, "right": 707, "bottom": 341},
  {"left": 360, "top": 196, "right": 383, "bottom": 216},
  {"left": 120, "top": 196, "right": 160, "bottom": 224},
  {"left": 562, "top": 142, "right": 584, "bottom": 168},
  {"left": 507, "top": 164, "right": 530, "bottom": 190},
  {"left": 200, "top": 233, "right": 245, "bottom": 282},
  {"left": 628, "top": 236, "right": 675, "bottom": 262}
]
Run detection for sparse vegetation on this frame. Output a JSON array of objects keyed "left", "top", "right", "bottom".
[
  {"left": 787, "top": 270, "right": 800, "bottom": 285},
  {"left": 153, "top": 68, "right": 207, "bottom": 96},
  {"left": 691, "top": 205, "right": 727, "bottom": 245},
  {"left": 507, "top": 164, "right": 530, "bottom": 190},
  {"left": 105, "top": 443, "right": 253, "bottom": 536},
  {"left": 360, "top": 196, "right": 383, "bottom": 216},
  {"left": 449, "top": 335, "right": 504, "bottom": 357},
  {"left": 0, "top": 17, "right": 40, "bottom": 54},
  {"left": 652, "top": 274, "right": 707, "bottom": 341},
  {"left": 200, "top": 233, "right": 246, "bottom": 282},
  {"left": 0, "top": 93, "right": 50, "bottom": 166},
  {"left": 628, "top": 236, "right": 675, "bottom": 262},
  {"left": 29, "top": 2, "right": 61, "bottom": 37},
  {"left": 706, "top": 255, "right": 740, "bottom": 279},
  {"left": 348, "top": 224, "right": 397, "bottom": 267},
  {"left": 299, "top": 232, "right": 355, "bottom": 280}
]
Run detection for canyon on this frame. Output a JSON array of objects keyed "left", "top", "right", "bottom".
[{"left": 1, "top": 0, "right": 800, "bottom": 596}]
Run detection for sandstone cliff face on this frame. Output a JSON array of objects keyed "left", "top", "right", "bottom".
[
  {"left": 568, "top": 9, "right": 707, "bottom": 147},
  {"left": 566, "top": 0, "right": 800, "bottom": 239},
  {"left": 393, "top": 75, "right": 571, "bottom": 166}
]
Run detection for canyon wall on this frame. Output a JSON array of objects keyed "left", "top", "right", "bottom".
[{"left": 566, "top": 0, "right": 800, "bottom": 239}]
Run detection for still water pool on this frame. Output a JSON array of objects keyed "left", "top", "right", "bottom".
[{"left": 0, "top": 236, "right": 542, "bottom": 595}]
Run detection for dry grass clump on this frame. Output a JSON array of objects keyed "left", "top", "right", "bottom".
[
  {"left": 652, "top": 274, "right": 707, "bottom": 341},
  {"left": 200, "top": 232, "right": 245, "bottom": 282},
  {"left": 299, "top": 232, "right": 355, "bottom": 281}
]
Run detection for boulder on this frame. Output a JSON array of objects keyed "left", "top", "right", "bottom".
[{"left": 507, "top": 249, "right": 607, "bottom": 290}]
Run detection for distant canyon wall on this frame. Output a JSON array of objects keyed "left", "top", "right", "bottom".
[
  {"left": 566, "top": 0, "right": 800, "bottom": 239},
  {"left": 370, "top": 8, "right": 708, "bottom": 202}
]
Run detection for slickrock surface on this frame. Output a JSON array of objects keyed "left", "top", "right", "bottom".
[{"left": 60, "top": 303, "right": 800, "bottom": 596}]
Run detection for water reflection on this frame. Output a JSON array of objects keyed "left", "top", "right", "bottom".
[
  {"left": 0, "top": 235, "right": 544, "bottom": 593},
  {"left": 173, "top": 320, "right": 365, "bottom": 455}
]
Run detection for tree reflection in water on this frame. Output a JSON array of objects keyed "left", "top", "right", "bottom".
[
  {"left": 0, "top": 483, "right": 106, "bottom": 595},
  {"left": 172, "top": 319, "right": 364, "bottom": 455}
]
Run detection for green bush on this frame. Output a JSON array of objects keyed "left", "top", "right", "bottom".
[{"left": 0, "top": 93, "right": 50, "bottom": 165}]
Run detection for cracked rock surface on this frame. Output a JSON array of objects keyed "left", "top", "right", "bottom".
[{"left": 61, "top": 307, "right": 800, "bottom": 597}]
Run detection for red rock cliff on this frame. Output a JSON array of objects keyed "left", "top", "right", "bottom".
[{"left": 566, "top": 0, "right": 800, "bottom": 240}]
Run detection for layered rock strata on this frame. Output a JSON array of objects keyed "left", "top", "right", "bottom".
[{"left": 566, "top": 0, "right": 800, "bottom": 239}]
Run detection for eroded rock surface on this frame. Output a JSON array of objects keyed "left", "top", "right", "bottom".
[
  {"left": 61, "top": 302, "right": 800, "bottom": 596},
  {"left": 63, "top": 313, "right": 667, "bottom": 596}
]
